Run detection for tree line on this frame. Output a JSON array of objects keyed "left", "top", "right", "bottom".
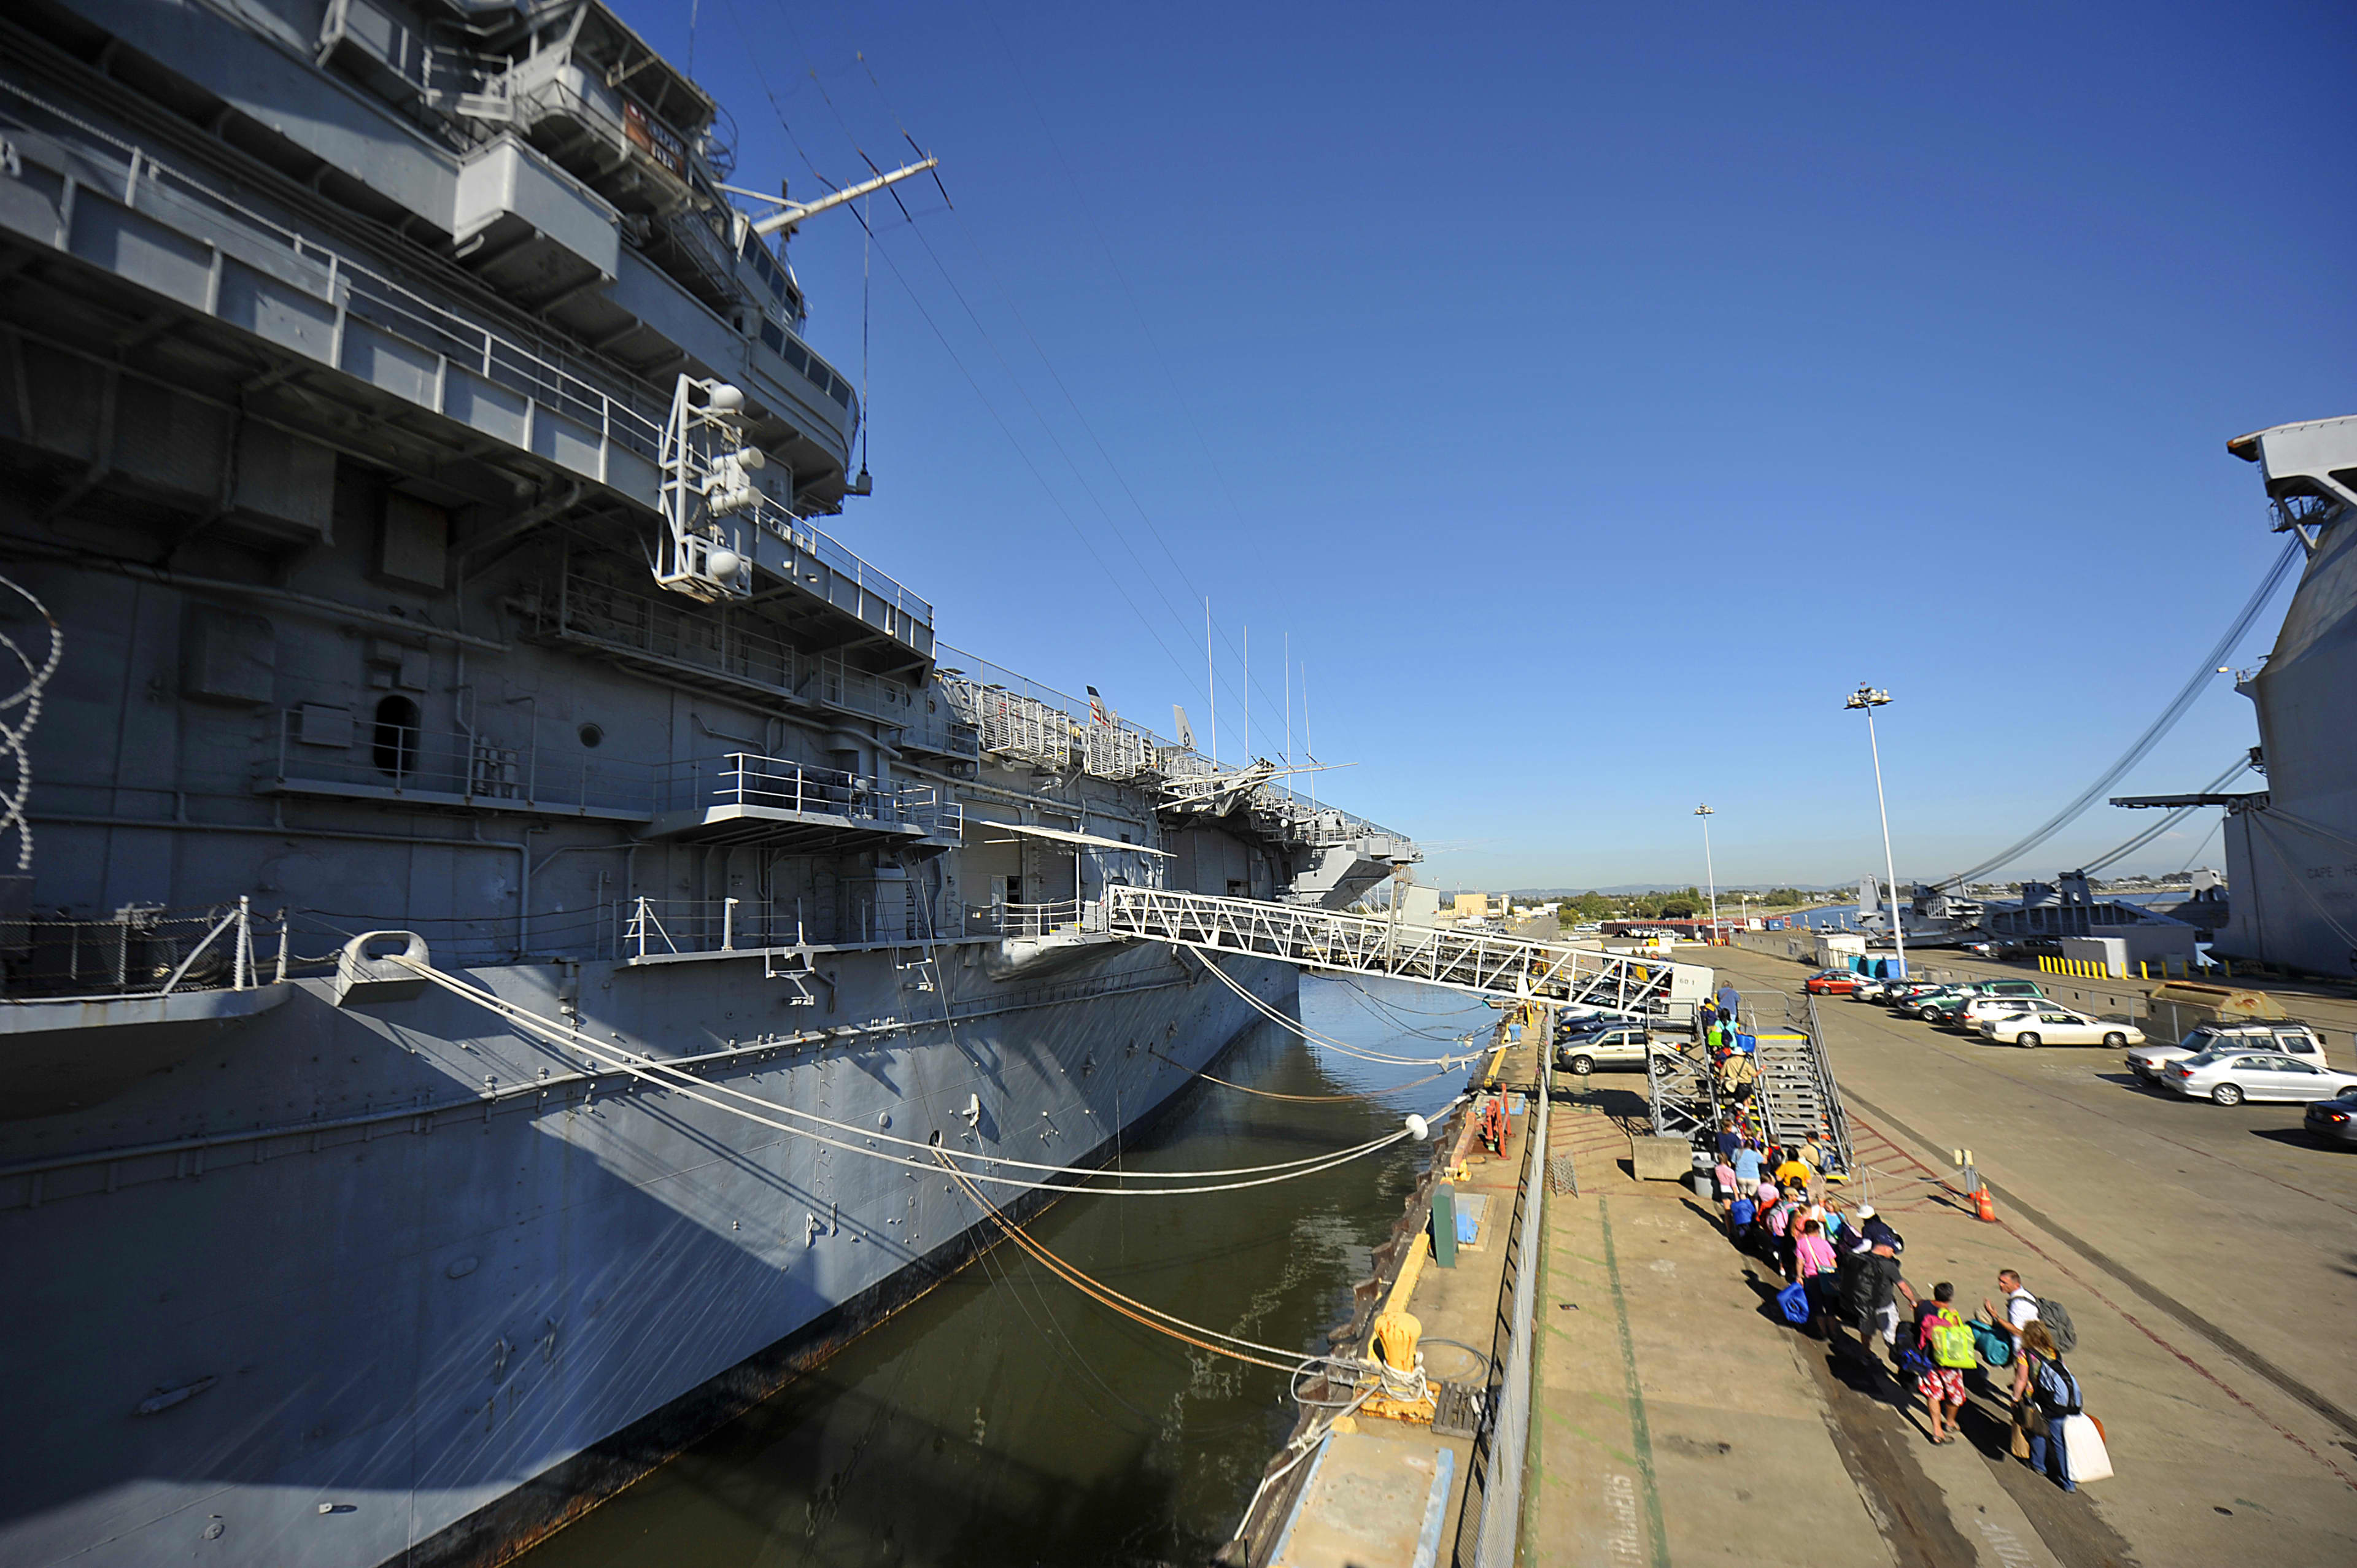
[{"left": 1556, "top": 887, "right": 1824, "bottom": 923}]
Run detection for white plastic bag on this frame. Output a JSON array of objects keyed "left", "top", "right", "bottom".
[{"left": 2060, "top": 1413, "right": 2112, "bottom": 1483}]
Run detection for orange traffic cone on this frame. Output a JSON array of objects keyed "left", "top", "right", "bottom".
[{"left": 1972, "top": 1186, "right": 1998, "bottom": 1223}]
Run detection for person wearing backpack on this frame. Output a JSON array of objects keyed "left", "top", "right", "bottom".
[
  {"left": 2011, "top": 1320, "right": 2083, "bottom": 1491},
  {"left": 1728, "top": 1192, "right": 1757, "bottom": 1245},
  {"left": 1914, "top": 1284, "right": 1977, "bottom": 1444},
  {"left": 1840, "top": 1240, "right": 1916, "bottom": 1381},
  {"left": 1982, "top": 1269, "right": 2079, "bottom": 1355}
]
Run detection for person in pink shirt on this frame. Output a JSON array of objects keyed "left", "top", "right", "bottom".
[
  {"left": 1794, "top": 1218, "right": 1836, "bottom": 1280},
  {"left": 1792, "top": 1218, "right": 1838, "bottom": 1334}
]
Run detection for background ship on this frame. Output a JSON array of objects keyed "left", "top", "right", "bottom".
[
  {"left": 2200, "top": 416, "right": 2355, "bottom": 975},
  {"left": 0, "top": 2, "right": 1417, "bottom": 1564}
]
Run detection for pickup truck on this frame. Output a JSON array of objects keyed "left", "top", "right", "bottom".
[{"left": 1555, "top": 1025, "right": 1678, "bottom": 1076}]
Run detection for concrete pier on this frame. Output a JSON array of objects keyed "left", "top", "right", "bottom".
[
  {"left": 1530, "top": 942, "right": 2357, "bottom": 1568},
  {"left": 1240, "top": 938, "right": 2357, "bottom": 1566}
]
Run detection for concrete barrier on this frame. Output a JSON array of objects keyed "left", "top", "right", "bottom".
[{"left": 1633, "top": 1135, "right": 1696, "bottom": 1181}]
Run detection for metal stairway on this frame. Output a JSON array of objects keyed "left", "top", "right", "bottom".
[
  {"left": 1097, "top": 886, "right": 1714, "bottom": 1014},
  {"left": 1752, "top": 996, "right": 1856, "bottom": 1175}
]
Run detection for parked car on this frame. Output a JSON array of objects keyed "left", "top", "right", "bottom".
[
  {"left": 1941, "top": 995, "right": 2045, "bottom": 1033},
  {"left": 1922, "top": 979, "right": 2046, "bottom": 1025},
  {"left": 1880, "top": 981, "right": 1948, "bottom": 1010},
  {"left": 2126, "top": 1021, "right": 2329, "bottom": 1083},
  {"left": 2164, "top": 1049, "right": 2357, "bottom": 1106},
  {"left": 1979, "top": 1006, "right": 2145, "bottom": 1049},
  {"left": 1805, "top": 969, "right": 1863, "bottom": 995},
  {"left": 2304, "top": 1086, "right": 2357, "bottom": 1148},
  {"left": 1895, "top": 984, "right": 1973, "bottom": 1019},
  {"left": 1556, "top": 1025, "right": 1676, "bottom": 1076}
]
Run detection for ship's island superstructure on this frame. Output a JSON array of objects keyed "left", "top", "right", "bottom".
[{"left": 0, "top": 2, "right": 1418, "bottom": 1563}]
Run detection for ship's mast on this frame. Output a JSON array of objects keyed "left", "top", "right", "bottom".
[{"left": 718, "top": 157, "right": 940, "bottom": 238}]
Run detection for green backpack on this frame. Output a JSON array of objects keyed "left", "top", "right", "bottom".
[{"left": 1927, "top": 1310, "right": 1977, "bottom": 1369}]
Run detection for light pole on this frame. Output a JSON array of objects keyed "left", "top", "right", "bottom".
[
  {"left": 1844, "top": 684, "right": 1907, "bottom": 975},
  {"left": 1695, "top": 803, "right": 1719, "bottom": 944}
]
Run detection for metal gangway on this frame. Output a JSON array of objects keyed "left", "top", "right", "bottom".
[
  {"left": 1643, "top": 991, "right": 1857, "bottom": 1176},
  {"left": 1097, "top": 886, "right": 1713, "bottom": 1014}
]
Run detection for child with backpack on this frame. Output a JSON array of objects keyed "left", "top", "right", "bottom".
[{"left": 1913, "top": 1283, "right": 1978, "bottom": 1444}]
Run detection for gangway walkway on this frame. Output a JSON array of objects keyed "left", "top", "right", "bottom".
[{"left": 1097, "top": 886, "right": 1713, "bottom": 1015}]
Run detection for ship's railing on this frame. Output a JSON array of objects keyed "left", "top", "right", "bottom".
[
  {"left": 521, "top": 572, "right": 803, "bottom": 703},
  {"left": 0, "top": 76, "right": 671, "bottom": 464},
  {"left": 1248, "top": 781, "right": 1415, "bottom": 853},
  {"left": 522, "top": 573, "right": 935, "bottom": 725},
  {"left": 938, "top": 644, "right": 1171, "bottom": 778},
  {"left": 0, "top": 897, "right": 279, "bottom": 1000},
  {"left": 616, "top": 888, "right": 934, "bottom": 956},
  {"left": 930, "top": 643, "right": 1414, "bottom": 858},
  {"left": 657, "top": 753, "right": 960, "bottom": 837},
  {"left": 267, "top": 707, "right": 657, "bottom": 817},
  {"left": 962, "top": 900, "right": 1100, "bottom": 939}
]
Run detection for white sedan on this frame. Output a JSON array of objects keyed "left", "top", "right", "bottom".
[
  {"left": 2164, "top": 1049, "right": 2357, "bottom": 1106},
  {"left": 1978, "top": 1006, "right": 2145, "bottom": 1049}
]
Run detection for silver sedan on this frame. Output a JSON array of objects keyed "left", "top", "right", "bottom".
[{"left": 2163, "top": 1049, "right": 2357, "bottom": 1106}]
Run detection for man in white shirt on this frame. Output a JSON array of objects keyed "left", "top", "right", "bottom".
[{"left": 1981, "top": 1269, "right": 2039, "bottom": 1343}]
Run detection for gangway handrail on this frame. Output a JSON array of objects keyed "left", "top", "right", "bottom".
[
  {"left": 1802, "top": 992, "right": 1857, "bottom": 1175},
  {"left": 1099, "top": 886, "right": 1711, "bottom": 1012}
]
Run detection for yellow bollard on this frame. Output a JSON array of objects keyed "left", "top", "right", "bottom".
[
  {"left": 2223, "top": 959, "right": 2232, "bottom": 978},
  {"left": 2139, "top": 961, "right": 2148, "bottom": 980}
]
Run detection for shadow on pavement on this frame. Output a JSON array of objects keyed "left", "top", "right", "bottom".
[{"left": 2247, "top": 1126, "right": 2335, "bottom": 1151}]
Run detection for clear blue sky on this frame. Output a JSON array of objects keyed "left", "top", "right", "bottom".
[{"left": 620, "top": 0, "right": 2355, "bottom": 891}]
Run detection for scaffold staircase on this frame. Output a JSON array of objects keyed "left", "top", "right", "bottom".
[{"left": 1098, "top": 886, "right": 1714, "bottom": 1014}]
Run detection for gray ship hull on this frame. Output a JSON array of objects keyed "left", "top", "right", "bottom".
[{"left": 1, "top": 941, "right": 1298, "bottom": 1567}]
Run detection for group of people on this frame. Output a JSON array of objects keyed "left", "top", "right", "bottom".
[
  {"left": 1711, "top": 1136, "right": 2094, "bottom": 1489},
  {"left": 1697, "top": 998, "right": 1759, "bottom": 1103}
]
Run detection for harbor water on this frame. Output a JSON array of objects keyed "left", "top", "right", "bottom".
[{"left": 511, "top": 975, "right": 1492, "bottom": 1568}]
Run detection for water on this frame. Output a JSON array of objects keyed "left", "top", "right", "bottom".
[{"left": 513, "top": 975, "right": 1491, "bottom": 1568}]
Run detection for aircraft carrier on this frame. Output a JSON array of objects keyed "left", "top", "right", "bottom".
[{"left": 0, "top": 3, "right": 1418, "bottom": 1563}]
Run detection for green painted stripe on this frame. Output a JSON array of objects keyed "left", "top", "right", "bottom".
[
  {"left": 1523, "top": 1184, "right": 1549, "bottom": 1554},
  {"left": 1599, "top": 1198, "right": 1671, "bottom": 1568}
]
